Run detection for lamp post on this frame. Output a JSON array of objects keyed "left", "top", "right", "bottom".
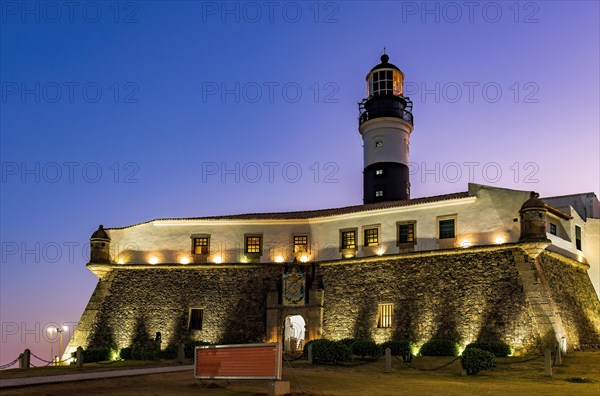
[
  {"left": 57, "top": 326, "right": 65, "bottom": 363},
  {"left": 47, "top": 327, "right": 55, "bottom": 365}
]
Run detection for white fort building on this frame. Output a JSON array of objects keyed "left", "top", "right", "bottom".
[{"left": 66, "top": 55, "right": 600, "bottom": 360}]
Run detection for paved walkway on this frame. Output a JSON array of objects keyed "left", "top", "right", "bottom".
[{"left": 0, "top": 365, "right": 194, "bottom": 388}]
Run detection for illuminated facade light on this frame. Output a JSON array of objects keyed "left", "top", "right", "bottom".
[
  {"left": 460, "top": 241, "right": 473, "bottom": 248},
  {"left": 300, "top": 255, "right": 309, "bottom": 263},
  {"left": 214, "top": 255, "right": 222, "bottom": 264},
  {"left": 275, "top": 256, "right": 284, "bottom": 263},
  {"left": 376, "top": 248, "right": 384, "bottom": 256},
  {"left": 149, "top": 257, "right": 159, "bottom": 265},
  {"left": 180, "top": 257, "right": 190, "bottom": 264},
  {"left": 495, "top": 236, "right": 506, "bottom": 244},
  {"left": 117, "top": 258, "right": 124, "bottom": 264}
]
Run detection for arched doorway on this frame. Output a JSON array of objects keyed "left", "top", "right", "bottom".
[{"left": 283, "top": 315, "right": 305, "bottom": 352}]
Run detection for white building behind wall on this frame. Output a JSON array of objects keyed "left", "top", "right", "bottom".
[{"left": 101, "top": 183, "right": 600, "bottom": 298}]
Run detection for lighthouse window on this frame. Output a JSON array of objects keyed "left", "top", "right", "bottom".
[
  {"left": 550, "top": 223, "right": 557, "bottom": 236},
  {"left": 371, "top": 70, "right": 395, "bottom": 96},
  {"left": 375, "top": 169, "right": 383, "bottom": 175},
  {"left": 364, "top": 228, "right": 379, "bottom": 247},
  {"left": 575, "top": 226, "right": 582, "bottom": 250},
  {"left": 368, "top": 70, "right": 402, "bottom": 97},
  {"left": 375, "top": 140, "right": 383, "bottom": 147},
  {"left": 375, "top": 190, "right": 383, "bottom": 197}
]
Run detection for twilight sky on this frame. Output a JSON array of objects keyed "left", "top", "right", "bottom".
[{"left": 1, "top": 1, "right": 598, "bottom": 365}]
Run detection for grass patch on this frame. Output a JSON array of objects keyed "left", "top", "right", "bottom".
[
  {"left": 0, "top": 359, "right": 182, "bottom": 380},
  {"left": 1, "top": 351, "right": 599, "bottom": 395}
]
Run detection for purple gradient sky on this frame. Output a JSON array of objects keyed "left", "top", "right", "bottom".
[{"left": 1, "top": 1, "right": 598, "bottom": 365}]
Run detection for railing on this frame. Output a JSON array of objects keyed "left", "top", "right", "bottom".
[
  {"left": 358, "top": 96, "right": 414, "bottom": 126},
  {"left": 359, "top": 107, "right": 414, "bottom": 125}
]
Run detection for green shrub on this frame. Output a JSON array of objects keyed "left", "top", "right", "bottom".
[
  {"left": 119, "top": 347, "right": 132, "bottom": 360},
  {"left": 379, "top": 340, "right": 413, "bottom": 356},
  {"left": 420, "top": 339, "right": 459, "bottom": 356},
  {"left": 309, "top": 339, "right": 352, "bottom": 365},
  {"left": 351, "top": 339, "right": 380, "bottom": 358},
  {"left": 140, "top": 347, "right": 157, "bottom": 360},
  {"left": 303, "top": 339, "right": 316, "bottom": 357},
  {"left": 461, "top": 347, "right": 496, "bottom": 375},
  {"left": 72, "top": 347, "right": 112, "bottom": 363},
  {"left": 130, "top": 343, "right": 143, "bottom": 360},
  {"left": 126, "top": 342, "right": 158, "bottom": 361},
  {"left": 465, "top": 341, "right": 511, "bottom": 357},
  {"left": 338, "top": 338, "right": 356, "bottom": 347},
  {"left": 303, "top": 339, "right": 328, "bottom": 360},
  {"left": 184, "top": 340, "right": 212, "bottom": 359},
  {"left": 161, "top": 344, "right": 178, "bottom": 359}
]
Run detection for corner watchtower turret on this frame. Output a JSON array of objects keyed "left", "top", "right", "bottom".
[
  {"left": 359, "top": 53, "right": 414, "bottom": 204},
  {"left": 519, "top": 192, "right": 550, "bottom": 242},
  {"left": 90, "top": 225, "right": 111, "bottom": 263}
]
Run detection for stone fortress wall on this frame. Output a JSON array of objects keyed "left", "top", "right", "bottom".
[{"left": 65, "top": 244, "right": 600, "bottom": 358}]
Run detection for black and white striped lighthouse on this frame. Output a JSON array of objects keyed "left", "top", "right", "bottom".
[{"left": 358, "top": 53, "right": 414, "bottom": 204}]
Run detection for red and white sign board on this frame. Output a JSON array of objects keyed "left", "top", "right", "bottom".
[{"left": 194, "top": 343, "right": 282, "bottom": 380}]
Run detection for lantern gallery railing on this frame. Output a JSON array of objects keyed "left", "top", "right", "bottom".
[{"left": 358, "top": 97, "right": 414, "bottom": 125}]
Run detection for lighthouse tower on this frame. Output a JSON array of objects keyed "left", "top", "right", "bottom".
[{"left": 359, "top": 53, "right": 414, "bottom": 204}]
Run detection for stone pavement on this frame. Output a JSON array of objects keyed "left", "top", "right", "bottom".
[{"left": 0, "top": 364, "right": 194, "bottom": 388}]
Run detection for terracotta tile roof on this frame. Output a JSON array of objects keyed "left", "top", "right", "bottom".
[
  {"left": 195, "top": 191, "right": 470, "bottom": 220},
  {"left": 543, "top": 205, "right": 572, "bottom": 220},
  {"left": 542, "top": 192, "right": 597, "bottom": 200},
  {"left": 107, "top": 191, "right": 471, "bottom": 229}
]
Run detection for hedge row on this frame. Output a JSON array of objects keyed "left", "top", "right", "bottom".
[
  {"left": 465, "top": 341, "right": 511, "bottom": 357},
  {"left": 304, "top": 339, "right": 418, "bottom": 363},
  {"left": 303, "top": 339, "right": 352, "bottom": 364},
  {"left": 420, "top": 339, "right": 460, "bottom": 356},
  {"left": 71, "top": 347, "right": 116, "bottom": 363},
  {"left": 378, "top": 340, "right": 413, "bottom": 357}
]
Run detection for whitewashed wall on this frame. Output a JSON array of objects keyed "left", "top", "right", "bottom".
[{"left": 102, "top": 183, "right": 599, "bottom": 297}]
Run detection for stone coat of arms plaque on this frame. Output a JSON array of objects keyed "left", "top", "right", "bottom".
[{"left": 282, "top": 268, "right": 305, "bottom": 306}]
